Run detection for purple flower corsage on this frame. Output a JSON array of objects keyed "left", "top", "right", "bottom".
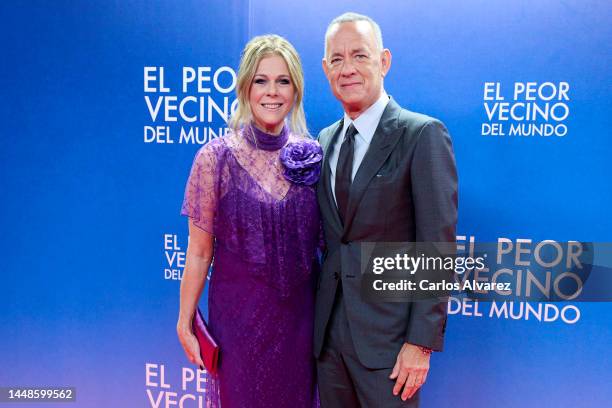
[{"left": 279, "top": 140, "right": 323, "bottom": 185}]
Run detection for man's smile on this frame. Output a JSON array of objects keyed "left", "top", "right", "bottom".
[{"left": 340, "top": 82, "right": 362, "bottom": 88}]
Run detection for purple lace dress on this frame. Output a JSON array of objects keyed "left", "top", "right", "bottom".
[{"left": 181, "top": 125, "right": 320, "bottom": 408}]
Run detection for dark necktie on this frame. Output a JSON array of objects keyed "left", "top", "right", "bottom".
[{"left": 335, "top": 124, "right": 358, "bottom": 223}]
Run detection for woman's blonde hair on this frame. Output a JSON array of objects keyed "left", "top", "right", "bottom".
[{"left": 229, "top": 34, "right": 308, "bottom": 136}]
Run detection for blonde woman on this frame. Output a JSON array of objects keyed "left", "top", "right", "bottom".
[{"left": 177, "top": 35, "right": 322, "bottom": 407}]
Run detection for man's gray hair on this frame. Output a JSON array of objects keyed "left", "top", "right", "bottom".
[{"left": 324, "top": 12, "right": 384, "bottom": 57}]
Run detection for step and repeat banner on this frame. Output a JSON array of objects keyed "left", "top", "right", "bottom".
[{"left": 2, "top": 1, "right": 611, "bottom": 407}]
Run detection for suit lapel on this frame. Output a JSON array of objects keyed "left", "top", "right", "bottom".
[
  {"left": 342, "top": 99, "right": 403, "bottom": 239},
  {"left": 317, "top": 120, "right": 344, "bottom": 236}
]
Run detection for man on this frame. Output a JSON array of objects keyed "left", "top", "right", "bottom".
[{"left": 315, "top": 12, "right": 458, "bottom": 407}]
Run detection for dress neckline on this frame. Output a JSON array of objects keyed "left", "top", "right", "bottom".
[{"left": 244, "top": 123, "right": 289, "bottom": 151}]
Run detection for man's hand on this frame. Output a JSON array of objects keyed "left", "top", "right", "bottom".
[{"left": 389, "top": 342, "right": 431, "bottom": 401}]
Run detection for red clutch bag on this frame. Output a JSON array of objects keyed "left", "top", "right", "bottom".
[{"left": 192, "top": 307, "right": 219, "bottom": 374}]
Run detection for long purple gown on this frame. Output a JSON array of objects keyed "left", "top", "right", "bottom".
[{"left": 181, "top": 125, "right": 320, "bottom": 407}]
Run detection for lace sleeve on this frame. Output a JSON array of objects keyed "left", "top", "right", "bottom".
[{"left": 180, "top": 141, "right": 223, "bottom": 234}]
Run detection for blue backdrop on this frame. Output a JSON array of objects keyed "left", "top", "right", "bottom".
[{"left": 2, "top": 1, "right": 611, "bottom": 407}]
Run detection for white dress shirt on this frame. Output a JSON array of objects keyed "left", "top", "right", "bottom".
[{"left": 328, "top": 91, "right": 390, "bottom": 205}]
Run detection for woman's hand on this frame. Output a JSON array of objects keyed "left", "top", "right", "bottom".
[
  {"left": 177, "top": 321, "right": 205, "bottom": 368},
  {"left": 177, "top": 220, "right": 214, "bottom": 368}
]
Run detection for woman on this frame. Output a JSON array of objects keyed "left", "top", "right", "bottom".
[{"left": 176, "top": 35, "right": 322, "bottom": 407}]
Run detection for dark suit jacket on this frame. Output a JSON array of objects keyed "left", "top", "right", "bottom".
[{"left": 314, "top": 98, "right": 458, "bottom": 369}]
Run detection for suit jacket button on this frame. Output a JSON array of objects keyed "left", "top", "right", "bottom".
[{"left": 333, "top": 272, "right": 339, "bottom": 280}]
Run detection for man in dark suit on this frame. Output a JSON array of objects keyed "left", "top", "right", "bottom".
[{"left": 315, "top": 12, "right": 458, "bottom": 407}]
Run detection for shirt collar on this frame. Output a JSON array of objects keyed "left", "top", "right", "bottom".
[{"left": 342, "top": 90, "right": 390, "bottom": 145}]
